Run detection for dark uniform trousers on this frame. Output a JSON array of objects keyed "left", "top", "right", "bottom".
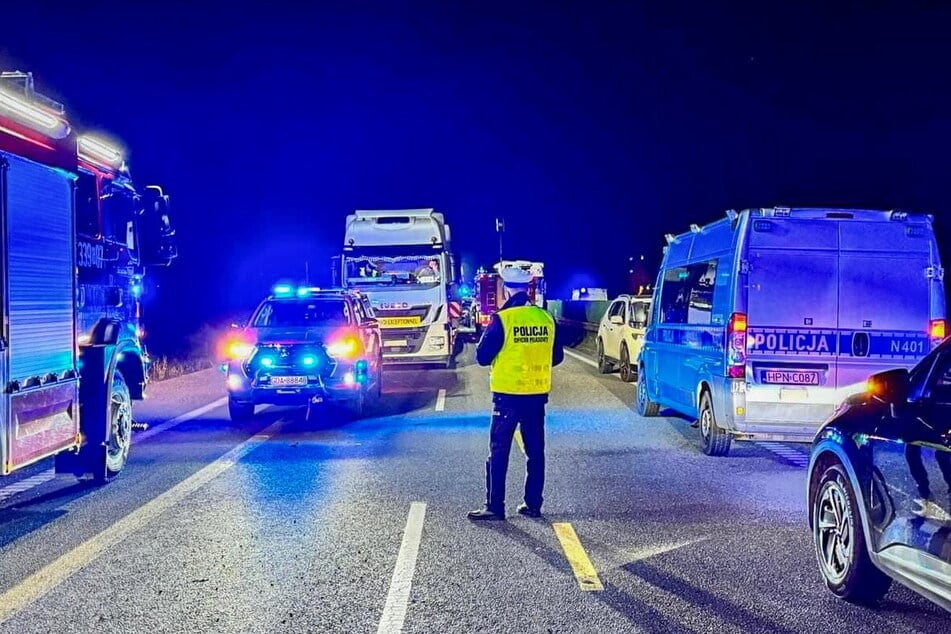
[{"left": 485, "top": 398, "right": 546, "bottom": 513}]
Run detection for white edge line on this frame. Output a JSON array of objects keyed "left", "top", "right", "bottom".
[
  {"left": 434, "top": 389, "right": 447, "bottom": 412},
  {"left": 563, "top": 347, "right": 599, "bottom": 369},
  {"left": 0, "top": 418, "right": 284, "bottom": 624},
  {"left": 0, "top": 396, "right": 229, "bottom": 503},
  {"left": 377, "top": 501, "right": 427, "bottom": 634},
  {"left": 135, "top": 396, "right": 229, "bottom": 441}
]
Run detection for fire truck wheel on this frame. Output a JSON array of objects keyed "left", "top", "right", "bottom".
[{"left": 102, "top": 370, "right": 133, "bottom": 479}]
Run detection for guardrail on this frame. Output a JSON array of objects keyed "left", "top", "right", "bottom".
[
  {"left": 554, "top": 317, "right": 598, "bottom": 333},
  {"left": 547, "top": 299, "right": 605, "bottom": 348}
]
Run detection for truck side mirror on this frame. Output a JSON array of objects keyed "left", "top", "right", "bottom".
[{"left": 137, "top": 186, "right": 178, "bottom": 267}]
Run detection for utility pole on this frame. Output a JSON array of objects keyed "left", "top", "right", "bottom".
[{"left": 495, "top": 217, "right": 504, "bottom": 265}]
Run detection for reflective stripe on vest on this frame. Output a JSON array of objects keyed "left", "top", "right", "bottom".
[{"left": 490, "top": 305, "right": 555, "bottom": 395}]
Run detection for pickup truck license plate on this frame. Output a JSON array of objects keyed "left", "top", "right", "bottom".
[
  {"left": 763, "top": 370, "right": 820, "bottom": 386},
  {"left": 271, "top": 376, "right": 307, "bottom": 386}
]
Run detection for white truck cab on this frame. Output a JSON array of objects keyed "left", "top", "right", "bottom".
[{"left": 340, "top": 209, "right": 457, "bottom": 367}]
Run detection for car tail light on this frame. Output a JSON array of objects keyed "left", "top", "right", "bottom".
[
  {"left": 930, "top": 318, "right": 946, "bottom": 343},
  {"left": 726, "top": 312, "right": 748, "bottom": 379}
]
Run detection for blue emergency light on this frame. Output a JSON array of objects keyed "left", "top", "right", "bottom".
[{"left": 273, "top": 284, "right": 294, "bottom": 297}]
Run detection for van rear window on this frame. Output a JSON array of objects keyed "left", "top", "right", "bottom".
[{"left": 659, "top": 260, "right": 718, "bottom": 325}]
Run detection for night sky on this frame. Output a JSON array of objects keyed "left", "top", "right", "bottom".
[{"left": 3, "top": 2, "right": 951, "bottom": 355}]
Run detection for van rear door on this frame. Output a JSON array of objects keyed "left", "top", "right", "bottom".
[
  {"left": 746, "top": 218, "right": 839, "bottom": 392},
  {"left": 837, "top": 219, "right": 935, "bottom": 390}
]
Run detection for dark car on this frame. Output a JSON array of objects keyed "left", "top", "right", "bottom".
[
  {"left": 807, "top": 341, "right": 951, "bottom": 610},
  {"left": 222, "top": 286, "right": 383, "bottom": 421}
]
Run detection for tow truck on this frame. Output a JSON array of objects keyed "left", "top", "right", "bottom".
[{"left": 0, "top": 71, "right": 177, "bottom": 481}]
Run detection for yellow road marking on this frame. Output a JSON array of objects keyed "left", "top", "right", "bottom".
[
  {"left": 0, "top": 420, "right": 284, "bottom": 624},
  {"left": 514, "top": 428, "right": 525, "bottom": 454},
  {"left": 552, "top": 522, "right": 604, "bottom": 591}
]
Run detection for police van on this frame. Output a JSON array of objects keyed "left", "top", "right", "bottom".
[{"left": 637, "top": 208, "right": 947, "bottom": 456}]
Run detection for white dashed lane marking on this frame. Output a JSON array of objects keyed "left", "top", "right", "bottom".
[{"left": 757, "top": 442, "right": 810, "bottom": 467}]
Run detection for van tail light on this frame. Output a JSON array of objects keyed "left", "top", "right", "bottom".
[
  {"left": 727, "top": 312, "right": 748, "bottom": 379},
  {"left": 930, "top": 318, "right": 946, "bottom": 344}
]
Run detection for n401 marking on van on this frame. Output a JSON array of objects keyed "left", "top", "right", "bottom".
[{"left": 890, "top": 339, "right": 926, "bottom": 355}]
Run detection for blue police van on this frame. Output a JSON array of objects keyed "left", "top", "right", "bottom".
[{"left": 637, "top": 208, "right": 947, "bottom": 456}]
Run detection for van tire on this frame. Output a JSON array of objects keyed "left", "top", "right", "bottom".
[
  {"left": 636, "top": 368, "right": 660, "bottom": 417},
  {"left": 619, "top": 344, "right": 636, "bottom": 383},
  {"left": 699, "top": 391, "right": 731, "bottom": 456},
  {"left": 597, "top": 339, "right": 613, "bottom": 374}
]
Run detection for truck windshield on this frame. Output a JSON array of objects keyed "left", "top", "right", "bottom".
[
  {"left": 345, "top": 254, "right": 443, "bottom": 286},
  {"left": 253, "top": 300, "right": 351, "bottom": 328}
]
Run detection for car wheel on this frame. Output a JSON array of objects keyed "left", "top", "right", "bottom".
[
  {"left": 597, "top": 339, "right": 612, "bottom": 374},
  {"left": 813, "top": 462, "right": 892, "bottom": 604},
  {"left": 698, "top": 391, "right": 731, "bottom": 456},
  {"left": 228, "top": 398, "right": 255, "bottom": 422},
  {"left": 636, "top": 367, "right": 660, "bottom": 417},
  {"left": 619, "top": 344, "right": 635, "bottom": 383}
]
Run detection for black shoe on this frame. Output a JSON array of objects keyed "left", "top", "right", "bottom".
[
  {"left": 467, "top": 507, "right": 505, "bottom": 521},
  {"left": 516, "top": 503, "right": 542, "bottom": 518}
]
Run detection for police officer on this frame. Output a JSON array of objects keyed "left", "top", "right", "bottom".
[{"left": 468, "top": 267, "right": 563, "bottom": 521}]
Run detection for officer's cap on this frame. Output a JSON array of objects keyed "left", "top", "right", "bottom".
[{"left": 499, "top": 267, "right": 532, "bottom": 287}]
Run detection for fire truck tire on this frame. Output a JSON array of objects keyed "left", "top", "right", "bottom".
[
  {"left": 228, "top": 398, "right": 255, "bottom": 422},
  {"left": 99, "top": 370, "right": 133, "bottom": 482}
]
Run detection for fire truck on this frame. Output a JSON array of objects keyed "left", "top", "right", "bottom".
[
  {"left": 474, "top": 260, "right": 545, "bottom": 334},
  {"left": 0, "top": 71, "right": 177, "bottom": 482}
]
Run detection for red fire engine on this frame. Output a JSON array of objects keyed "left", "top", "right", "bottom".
[
  {"left": 0, "top": 71, "right": 176, "bottom": 481},
  {"left": 474, "top": 261, "right": 545, "bottom": 334}
]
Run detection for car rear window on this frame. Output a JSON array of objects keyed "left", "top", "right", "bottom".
[{"left": 253, "top": 299, "right": 351, "bottom": 328}]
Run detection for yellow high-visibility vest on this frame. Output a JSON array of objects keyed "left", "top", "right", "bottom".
[{"left": 490, "top": 305, "right": 555, "bottom": 395}]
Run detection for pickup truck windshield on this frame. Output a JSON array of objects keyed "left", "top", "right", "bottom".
[{"left": 253, "top": 300, "right": 351, "bottom": 328}]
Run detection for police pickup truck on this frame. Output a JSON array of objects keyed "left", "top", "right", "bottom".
[{"left": 221, "top": 286, "right": 383, "bottom": 420}]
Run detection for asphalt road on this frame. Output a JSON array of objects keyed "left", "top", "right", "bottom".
[{"left": 0, "top": 347, "right": 946, "bottom": 633}]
